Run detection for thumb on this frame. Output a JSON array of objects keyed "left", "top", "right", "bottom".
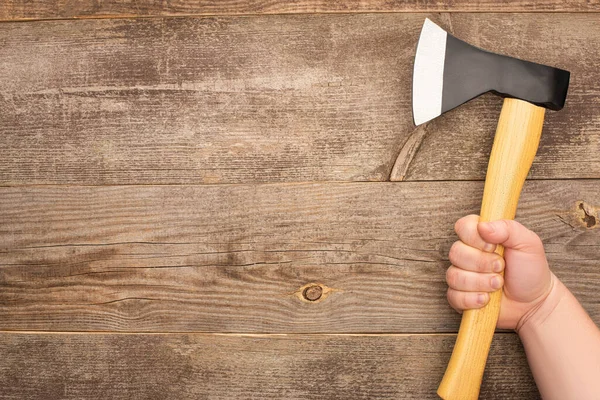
[{"left": 477, "top": 219, "right": 544, "bottom": 253}]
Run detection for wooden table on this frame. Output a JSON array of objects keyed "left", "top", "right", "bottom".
[{"left": 1, "top": 2, "right": 599, "bottom": 398}]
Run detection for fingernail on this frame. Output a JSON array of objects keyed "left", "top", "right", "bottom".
[
  {"left": 477, "top": 293, "right": 487, "bottom": 305},
  {"left": 483, "top": 243, "right": 495, "bottom": 252},
  {"left": 493, "top": 260, "right": 503, "bottom": 273},
  {"left": 491, "top": 276, "right": 502, "bottom": 290}
]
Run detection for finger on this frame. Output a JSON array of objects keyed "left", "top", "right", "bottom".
[
  {"left": 447, "top": 288, "right": 489, "bottom": 311},
  {"left": 448, "top": 241, "right": 505, "bottom": 273},
  {"left": 478, "top": 219, "right": 545, "bottom": 253},
  {"left": 446, "top": 266, "right": 504, "bottom": 292},
  {"left": 454, "top": 214, "right": 496, "bottom": 252}
]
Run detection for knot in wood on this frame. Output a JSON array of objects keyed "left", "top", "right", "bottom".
[
  {"left": 579, "top": 202, "right": 597, "bottom": 228},
  {"left": 302, "top": 285, "right": 323, "bottom": 301}
]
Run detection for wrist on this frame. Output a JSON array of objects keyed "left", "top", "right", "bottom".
[{"left": 516, "top": 273, "right": 567, "bottom": 336}]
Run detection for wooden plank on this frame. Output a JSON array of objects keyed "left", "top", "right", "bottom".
[
  {"left": 0, "top": 0, "right": 597, "bottom": 21},
  {"left": 0, "top": 332, "right": 539, "bottom": 399},
  {"left": 0, "top": 14, "right": 598, "bottom": 185},
  {"left": 1, "top": 181, "right": 598, "bottom": 333}
]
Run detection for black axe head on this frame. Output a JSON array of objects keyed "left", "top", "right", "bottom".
[{"left": 412, "top": 18, "right": 570, "bottom": 125}]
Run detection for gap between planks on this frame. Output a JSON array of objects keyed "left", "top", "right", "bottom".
[
  {"left": 2, "top": 10, "right": 600, "bottom": 25},
  {"left": 1, "top": 177, "right": 599, "bottom": 189},
  {"left": 0, "top": 330, "right": 517, "bottom": 336}
]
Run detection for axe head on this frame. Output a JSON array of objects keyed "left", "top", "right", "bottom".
[{"left": 412, "top": 18, "right": 570, "bottom": 126}]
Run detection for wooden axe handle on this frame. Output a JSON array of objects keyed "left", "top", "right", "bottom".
[{"left": 437, "top": 98, "right": 546, "bottom": 400}]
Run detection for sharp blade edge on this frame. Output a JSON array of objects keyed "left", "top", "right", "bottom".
[{"left": 412, "top": 18, "right": 447, "bottom": 126}]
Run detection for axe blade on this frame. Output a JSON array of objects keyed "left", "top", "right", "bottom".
[
  {"left": 412, "top": 18, "right": 447, "bottom": 126},
  {"left": 412, "top": 18, "right": 570, "bottom": 126}
]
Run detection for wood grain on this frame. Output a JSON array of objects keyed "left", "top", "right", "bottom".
[
  {"left": 0, "top": 332, "right": 539, "bottom": 399},
  {"left": 0, "top": 14, "right": 598, "bottom": 185},
  {"left": 1, "top": 181, "right": 598, "bottom": 333},
  {"left": 438, "top": 99, "right": 546, "bottom": 400},
  {"left": 0, "top": 0, "right": 598, "bottom": 21}
]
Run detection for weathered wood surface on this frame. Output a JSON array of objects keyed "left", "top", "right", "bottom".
[
  {"left": 0, "top": 332, "right": 539, "bottom": 399},
  {"left": 1, "top": 181, "right": 598, "bottom": 332},
  {"left": 1, "top": 13, "right": 598, "bottom": 185},
  {"left": 0, "top": 8, "right": 597, "bottom": 399},
  {"left": 1, "top": 0, "right": 598, "bottom": 21}
]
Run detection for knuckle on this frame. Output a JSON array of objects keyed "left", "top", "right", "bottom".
[
  {"left": 455, "top": 215, "right": 476, "bottom": 234},
  {"left": 446, "top": 288, "right": 453, "bottom": 303},
  {"left": 447, "top": 267, "right": 463, "bottom": 289},
  {"left": 445, "top": 267, "right": 456, "bottom": 287},
  {"left": 454, "top": 218, "right": 465, "bottom": 235},
  {"left": 448, "top": 241, "right": 461, "bottom": 263},
  {"left": 466, "top": 214, "right": 480, "bottom": 225},
  {"left": 447, "top": 289, "right": 462, "bottom": 310}
]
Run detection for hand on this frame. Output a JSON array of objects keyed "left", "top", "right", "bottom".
[{"left": 445, "top": 214, "right": 554, "bottom": 329}]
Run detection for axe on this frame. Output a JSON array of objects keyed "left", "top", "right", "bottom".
[{"left": 412, "top": 19, "right": 570, "bottom": 399}]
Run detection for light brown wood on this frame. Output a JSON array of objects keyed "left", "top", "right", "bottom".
[
  {"left": 0, "top": 7, "right": 594, "bottom": 400},
  {"left": 0, "top": 332, "right": 539, "bottom": 399},
  {"left": 1, "top": 180, "right": 598, "bottom": 333},
  {"left": 0, "top": 0, "right": 597, "bottom": 20},
  {"left": 0, "top": 14, "right": 598, "bottom": 185},
  {"left": 438, "top": 99, "right": 546, "bottom": 399}
]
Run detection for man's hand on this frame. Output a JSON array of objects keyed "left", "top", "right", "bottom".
[{"left": 446, "top": 214, "right": 554, "bottom": 329}]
